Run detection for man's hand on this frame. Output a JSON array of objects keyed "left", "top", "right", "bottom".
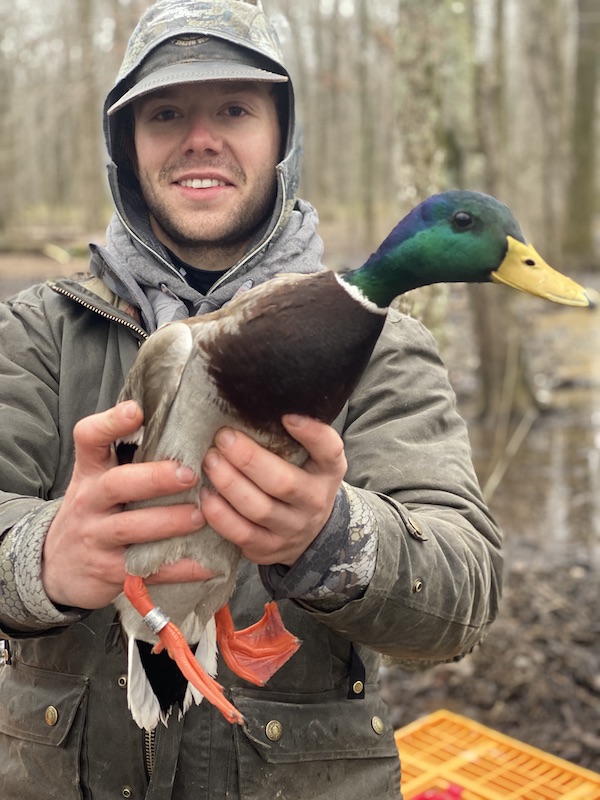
[
  {"left": 42, "top": 401, "right": 214, "bottom": 610},
  {"left": 200, "top": 415, "right": 347, "bottom": 567}
]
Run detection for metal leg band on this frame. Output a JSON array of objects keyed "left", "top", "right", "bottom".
[{"left": 143, "top": 606, "right": 171, "bottom": 634}]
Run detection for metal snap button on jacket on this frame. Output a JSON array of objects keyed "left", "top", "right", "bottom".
[
  {"left": 265, "top": 720, "right": 283, "bottom": 741},
  {"left": 371, "top": 715, "right": 385, "bottom": 735},
  {"left": 44, "top": 706, "right": 59, "bottom": 726}
]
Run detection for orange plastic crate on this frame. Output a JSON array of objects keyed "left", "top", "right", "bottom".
[{"left": 395, "top": 709, "right": 600, "bottom": 800}]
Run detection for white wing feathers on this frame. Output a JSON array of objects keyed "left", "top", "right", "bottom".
[{"left": 126, "top": 616, "right": 219, "bottom": 730}]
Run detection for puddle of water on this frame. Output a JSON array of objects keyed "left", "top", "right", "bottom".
[
  {"left": 453, "top": 280, "right": 600, "bottom": 569},
  {"left": 471, "top": 414, "right": 600, "bottom": 568}
]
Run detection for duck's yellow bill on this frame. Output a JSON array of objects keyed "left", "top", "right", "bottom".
[{"left": 491, "top": 236, "right": 591, "bottom": 307}]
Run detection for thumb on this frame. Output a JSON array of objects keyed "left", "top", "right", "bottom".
[{"left": 72, "top": 401, "right": 143, "bottom": 473}]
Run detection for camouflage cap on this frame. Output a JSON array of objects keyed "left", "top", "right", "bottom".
[
  {"left": 107, "top": 34, "right": 288, "bottom": 116},
  {"left": 104, "top": 0, "right": 292, "bottom": 138},
  {"left": 111, "top": 0, "right": 287, "bottom": 88}
]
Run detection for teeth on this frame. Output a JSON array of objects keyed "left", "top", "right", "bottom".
[{"left": 178, "top": 178, "right": 226, "bottom": 189}]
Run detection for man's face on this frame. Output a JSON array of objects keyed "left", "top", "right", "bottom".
[{"left": 132, "top": 80, "right": 282, "bottom": 268}]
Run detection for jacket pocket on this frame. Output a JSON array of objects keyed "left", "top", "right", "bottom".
[
  {"left": 0, "top": 658, "right": 88, "bottom": 799},
  {"left": 231, "top": 687, "right": 401, "bottom": 800}
]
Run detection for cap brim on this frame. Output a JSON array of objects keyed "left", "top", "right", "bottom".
[{"left": 107, "top": 61, "right": 288, "bottom": 116}]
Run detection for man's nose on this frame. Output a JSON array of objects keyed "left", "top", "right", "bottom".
[{"left": 182, "top": 115, "right": 223, "bottom": 154}]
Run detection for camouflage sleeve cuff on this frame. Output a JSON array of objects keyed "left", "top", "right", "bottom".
[
  {"left": 0, "top": 501, "right": 89, "bottom": 633},
  {"left": 259, "top": 483, "right": 378, "bottom": 611}
]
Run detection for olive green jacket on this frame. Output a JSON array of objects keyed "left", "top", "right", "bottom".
[{"left": 0, "top": 271, "right": 501, "bottom": 800}]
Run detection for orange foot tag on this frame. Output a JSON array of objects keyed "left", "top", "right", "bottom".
[
  {"left": 123, "top": 575, "right": 245, "bottom": 726},
  {"left": 215, "top": 602, "right": 301, "bottom": 686}
]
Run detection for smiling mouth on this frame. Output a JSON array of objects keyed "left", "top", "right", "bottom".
[{"left": 177, "top": 178, "right": 228, "bottom": 189}]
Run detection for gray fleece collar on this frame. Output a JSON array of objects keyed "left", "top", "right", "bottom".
[{"left": 89, "top": 198, "right": 324, "bottom": 332}]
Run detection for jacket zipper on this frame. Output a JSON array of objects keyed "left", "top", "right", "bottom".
[
  {"left": 52, "top": 281, "right": 155, "bottom": 774},
  {"left": 207, "top": 163, "right": 288, "bottom": 297},
  {"left": 50, "top": 282, "right": 148, "bottom": 340},
  {"left": 144, "top": 728, "right": 156, "bottom": 780}
]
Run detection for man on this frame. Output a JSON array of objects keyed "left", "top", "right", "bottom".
[{"left": 0, "top": 2, "right": 502, "bottom": 798}]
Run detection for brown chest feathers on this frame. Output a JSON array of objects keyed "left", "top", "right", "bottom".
[{"left": 201, "top": 271, "right": 386, "bottom": 432}]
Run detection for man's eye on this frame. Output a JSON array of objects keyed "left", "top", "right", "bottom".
[
  {"left": 156, "top": 109, "right": 177, "bottom": 121},
  {"left": 226, "top": 105, "right": 246, "bottom": 117}
]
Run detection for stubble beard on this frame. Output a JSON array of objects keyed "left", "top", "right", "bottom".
[{"left": 139, "top": 160, "right": 279, "bottom": 267}]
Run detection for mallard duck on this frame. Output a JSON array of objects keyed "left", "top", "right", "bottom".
[{"left": 115, "top": 190, "right": 590, "bottom": 731}]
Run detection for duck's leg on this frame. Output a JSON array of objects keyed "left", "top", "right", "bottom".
[
  {"left": 123, "top": 575, "right": 244, "bottom": 726},
  {"left": 215, "top": 602, "right": 301, "bottom": 686}
]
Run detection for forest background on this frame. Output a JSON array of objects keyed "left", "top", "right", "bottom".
[
  {"left": 1, "top": 0, "right": 600, "bottom": 776},
  {"left": 1, "top": 0, "right": 598, "bottom": 272}
]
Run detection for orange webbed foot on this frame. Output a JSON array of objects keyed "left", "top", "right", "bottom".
[
  {"left": 123, "top": 575, "right": 245, "bottom": 726},
  {"left": 215, "top": 602, "right": 301, "bottom": 686}
]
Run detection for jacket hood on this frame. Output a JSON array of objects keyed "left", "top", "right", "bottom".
[{"left": 102, "top": 0, "right": 301, "bottom": 281}]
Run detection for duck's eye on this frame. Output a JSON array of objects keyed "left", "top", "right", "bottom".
[{"left": 453, "top": 211, "right": 474, "bottom": 230}]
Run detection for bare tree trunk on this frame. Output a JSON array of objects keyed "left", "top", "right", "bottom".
[
  {"left": 357, "top": 0, "right": 375, "bottom": 245},
  {"left": 76, "top": 0, "right": 106, "bottom": 231},
  {"left": 311, "top": 0, "right": 331, "bottom": 213},
  {"left": 470, "top": 0, "right": 535, "bottom": 427},
  {"left": 0, "top": 1, "right": 14, "bottom": 231},
  {"left": 473, "top": 0, "right": 505, "bottom": 198},
  {"left": 561, "top": 0, "right": 600, "bottom": 270},
  {"left": 522, "top": 0, "right": 570, "bottom": 261},
  {"left": 392, "top": 0, "right": 450, "bottom": 338}
]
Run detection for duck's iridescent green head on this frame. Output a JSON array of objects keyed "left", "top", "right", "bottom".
[{"left": 341, "top": 190, "right": 591, "bottom": 309}]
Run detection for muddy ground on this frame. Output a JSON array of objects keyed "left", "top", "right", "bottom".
[{"left": 1, "top": 253, "right": 599, "bottom": 774}]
